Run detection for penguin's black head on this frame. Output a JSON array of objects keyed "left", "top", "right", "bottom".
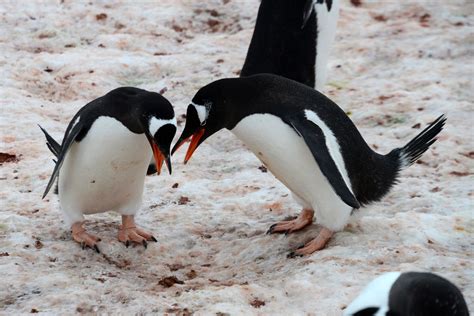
[
  {"left": 171, "top": 79, "right": 230, "bottom": 163},
  {"left": 138, "top": 92, "right": 176, "bottom": 175},
  {"left": 343, "top": 272, "right": 469, "bottom": 316}
]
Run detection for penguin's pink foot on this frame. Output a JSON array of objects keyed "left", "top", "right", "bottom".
[
  {"left": 71, "top": 222, "right": 101, "bottom": 253},
  {"left": 267, "top": 208, "right": 314, "bottom": 235},
  {"left": 288, "top": 227, "right": 334, "bottom": 258},
  {"left": 118, "top": 215, "right": 157, "bottom": 248}
]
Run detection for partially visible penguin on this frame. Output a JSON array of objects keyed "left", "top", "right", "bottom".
[
  {"left": 241, "top": 0, "right": 339, "bottom": 90},
  {"left": 344, "top": 272, "right": 469, "bottom": 316},
  {"left": 40, "top": 87, "right": 176, "bottom": 252},
  {"left": 172, "top": 74, "right": 446, "bottom": 256}
]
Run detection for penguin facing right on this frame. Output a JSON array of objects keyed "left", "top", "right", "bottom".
[
  {"left": 40, "top": 87, "right": 176, "bottom": 252},
  {"left": 343, "top": 272, "right": 469, "bottom": 316},
  {"left": 172, "top": 74, "right": 446, "bottom": 257},
  {"left": 240, "top": 0, "right": 339, "bottom": 90}
]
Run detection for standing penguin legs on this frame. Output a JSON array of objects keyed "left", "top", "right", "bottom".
[
  {"left": 71, "top": 222, "right": 101, "bottom": 253},
  {"left": 267, "top": 208, "right": 314, "bottom": 234},
  {"left": 118, "top": 215, "right": 157, "bottom": 248},
  {"left": 289, "top": 227, "right": 334, "bottom": 257}
]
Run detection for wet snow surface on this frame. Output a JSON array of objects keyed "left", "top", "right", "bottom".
[{"left": 0, "top": 0, "right": 472, "bottom": 314}]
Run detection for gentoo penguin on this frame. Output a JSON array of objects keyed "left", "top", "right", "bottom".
[
  {"left": 40, "top": 87, "right": 176, "bottom": 252},
  {"left": 240, "top": 0, "right": 339, "bottom": 90},
  {"left": 171, "top": 74, "right": 446, "bottom": 256},
  {"left": 344, "top": 272, "right": 469, "bottom": 316}
]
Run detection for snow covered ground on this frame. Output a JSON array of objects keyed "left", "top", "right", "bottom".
[{"left": 0, "top": 0, "right": 472, "bottom": 314}]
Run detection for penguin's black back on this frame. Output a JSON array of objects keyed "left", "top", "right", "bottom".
[
  {"left": 63, "top": 87, "right": 174, "bottom": 144},
  {"left": 240, "top": 0, "right": 317, "bottom": 88},
  {"left": 389, "top": 272, "right": 469, "bottom": 316}
]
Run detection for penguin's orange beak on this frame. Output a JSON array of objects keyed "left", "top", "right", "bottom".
[
  {"left": 151, "top": 142, "right": 165, "bottom": 175},
  {"left": 172, "top": 128, "right": 205, "bottom": 164},
  {"left": 184, "top": 128, "right": 205, "bottom": 164}
]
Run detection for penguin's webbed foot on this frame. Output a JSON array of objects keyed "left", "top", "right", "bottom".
[
  {"left": 71, "top": 222, "right": 101, "bottom": 253},
  {"left": 288, "top": 227, "right": 333, "bottom": 257},
  {"left": 118, "top": 215, "right": 157, "bottom": 249},
  {"left": 267, "top": 208, "right": 314, "bottom": 235}
]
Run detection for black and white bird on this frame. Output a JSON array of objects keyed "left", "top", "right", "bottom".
[
  {"left": 241, "top": 0, "right": 339, "bottom": 90},
  {"left": 172, "top": 74, "right": 445, "bottom": 256},
  {"left": 344, "top": 272, "right": 469, "bottom": 316},
  {"left": 40, "top": 87, "right": 176, "bottom": 252}
]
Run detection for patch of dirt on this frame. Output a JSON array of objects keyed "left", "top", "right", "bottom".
[
  {"left": 159, "top": 276, "right": 184, "bottom": 287},
  {"left": 350, "top": 0, "right": 362, "bottom": 7},
  {"left": 178, "top": 196, "right": 190, "bottom": 205},
  {"left": 0, "top": 153, "right": 18, "bottom": 164},
  {"left": 250, "top": 298, "right": 266, "bottom": 308}
]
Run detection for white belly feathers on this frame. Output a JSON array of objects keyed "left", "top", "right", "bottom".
[
  {"left": 59, "top": 116, "right": 152, "bottom": 219},
  {"left": 231, "top": 113, "right": 352, "bottom": 231}
]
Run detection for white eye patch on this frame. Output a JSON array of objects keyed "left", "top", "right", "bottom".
[
  {"left": 149, "top": 116, "right": 177, "bottom": 136},
  {"left": 191, "top": 101, "right": 211, "bottom": 125},
  {"left": 343, "top": 272, "right": 401, "bottom": 316}
]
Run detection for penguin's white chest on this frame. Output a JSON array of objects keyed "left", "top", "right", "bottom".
[
  {"left": 231, "top": 114, "right": 351, "bottom": 230},
  {"left": 58, "top": 116, "right": 152, "bottom": 218}
]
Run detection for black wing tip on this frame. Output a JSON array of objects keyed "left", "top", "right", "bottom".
[
  {"left": 345, "top": 194, "right": 361, "bottom": 209},
  {"left": 39, "top": 124, "right": 61, "bottom": 157}
]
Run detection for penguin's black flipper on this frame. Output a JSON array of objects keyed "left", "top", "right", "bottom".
[
  {"left": 42, "top": 122, "right": 84, "bottom": 199},
  {"left": 39, "top": 125, "right": 61, "bottom": 157},
  {"left": 285, "top": 111, "right": 360, "bottom": 209}
]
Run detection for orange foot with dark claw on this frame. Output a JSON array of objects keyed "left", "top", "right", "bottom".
[
  {"left": 267, "top": 208, "right": 314, "bottom": 235},
  {"left": 72, "top": 222, "right": 101, "bottom": 253},
  {"left": 118, "top": 215, "right": 157, "bottom": 249},
  {"left": 288, "top": 227, "right": 334, "bottom": 258}
]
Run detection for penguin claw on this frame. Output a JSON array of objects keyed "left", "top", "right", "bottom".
[
  {"left": 71, "top": 222, "right": 101, "bottom": 253},
  {"left": 118, "top": 216, "right": 156, "bottom": 248},
  {"left": 287, "top": 251, "right": 303, "bottom": 259},
  {"left": 268, "top": 209, "right": 314, "bottom": 235},
  {"left": 79, "top": 241, "right": 100, "bottom": 253},
  {"left": 266, "top": 224, "right": 277, "bottom": 234}
]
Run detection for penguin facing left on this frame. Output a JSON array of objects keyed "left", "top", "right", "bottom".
[
  {"left": 343, "top": 272, "right": 469, "bottom": 316},
  {"left": 40, "top": 87, "right": 176, "bottom": 252},
  {"left": 172, "top": 74, "right": 445, "bottom": 257}
]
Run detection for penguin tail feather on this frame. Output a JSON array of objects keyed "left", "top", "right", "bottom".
[
  {"left": 395, "top": 115, "right": 446, "bottom": 170},
  {"left": 38, "top": 125, "right": 61, "bottom": 157}
]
